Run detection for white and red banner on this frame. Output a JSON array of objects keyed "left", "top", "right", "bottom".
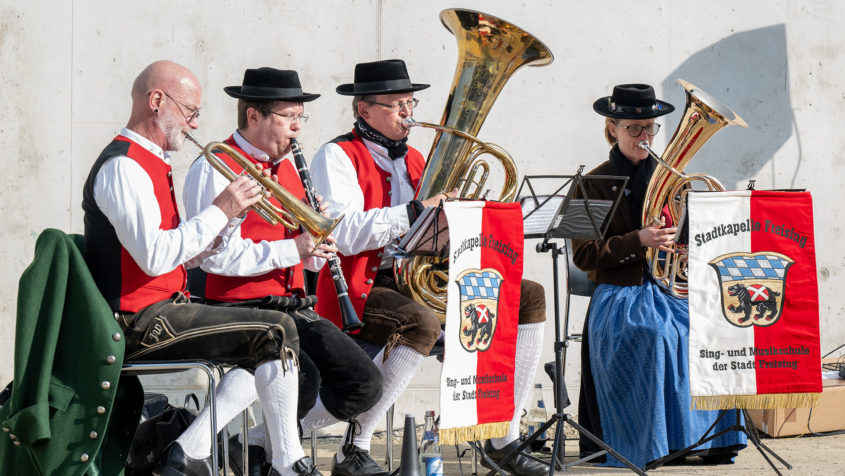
[
  {"left": 438, "top": 200, "right": 523, "bottom": 445},
  {"left": 688, "top": 191, "right": 821, "bottom": 410}
]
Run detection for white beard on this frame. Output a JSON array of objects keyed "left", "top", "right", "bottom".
[{"left": 155, "top": 113, "right": 186, "bottom": 152}]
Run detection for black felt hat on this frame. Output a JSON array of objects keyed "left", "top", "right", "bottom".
[
  {"left": 224, "top": 67, "right": 320, "bottom": 102},
  {"left": 592, "top": 84, "right": 674, "bottom": 119},
  {"left": 336, "top": 59, "right": 430, "bottom": 96}
]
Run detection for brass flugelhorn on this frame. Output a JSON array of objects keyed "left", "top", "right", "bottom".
[
  {"left": 637, "top": 79, "right": 747, "bottom": 298},
  {"left": 185, "top": 132, "right": 341, "bottom": 248}
]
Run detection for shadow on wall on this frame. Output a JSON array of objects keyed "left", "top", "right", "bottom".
[{"left": 658, "top": 24, "right": 795, "bottom": 189}]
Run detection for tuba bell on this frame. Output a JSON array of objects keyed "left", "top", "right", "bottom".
[
  {"left": 393, "top": 8, "right": 553, "bottom": 320},
  {"left": 638, "top": 79, "right": 747, "bottom": 298}
]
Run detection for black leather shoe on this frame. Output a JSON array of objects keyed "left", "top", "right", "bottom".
[
  {"left": 228, "top": 435, "right": 270, "bottom": 476},
  {"left": 331, "top": 445, "right": 389, "bottom": 476},
  {"left": 267, "top": 457, "right": 324, "bottom": 476},
  {"left": 292, "top": 456, "right": 323, "bottom": 475},
  {"left": 481, "top": 439, "right": 550, "bottom": 476},
  {"left": 153, "top": 442, "right": 213, "bottom": 476}
]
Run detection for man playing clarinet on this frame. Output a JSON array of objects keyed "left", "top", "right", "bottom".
[{"left": 182, "top": 67, "right": 382, "bottom": 475}]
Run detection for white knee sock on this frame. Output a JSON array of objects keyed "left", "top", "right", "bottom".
[
  {"left": 491, "top": 322, "right": 544, "bottom": 450},
  {"left": 242, "top": 422, "right": 266, "bottom": 447},
  {"left": 177, "top": 367, "right": 257, "bottom": 459},
  {"left": 336, "top": 346, "right": 424, "bottom": 462},
  {"left": 300, "top": 395, "right": 340, "bottom": 433},
  {"left": 255, "top": 358, "right": 305, "bottom": 476}
]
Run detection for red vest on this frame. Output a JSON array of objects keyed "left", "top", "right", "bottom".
[
  {"left": 314, "top": 131, "right": 425, "bottom": 330},
  {"left": 203, "top": 136, "right": 307, "bottom": 301},
  {"left": 82, "top": 136, "right": 187, "bottom": 312}
]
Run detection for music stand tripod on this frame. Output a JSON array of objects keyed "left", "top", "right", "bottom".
[{"left": 491, "top": 169, "right": 644, "bottom": 476}]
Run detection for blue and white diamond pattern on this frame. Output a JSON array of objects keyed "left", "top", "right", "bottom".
[
  {"left": 712, "top": 253, "right": 791, "bottom": 282},
  {"left": 458, "top": 270, "right": 502, "bottom": 301}
]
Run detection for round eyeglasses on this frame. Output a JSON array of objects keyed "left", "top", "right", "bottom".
[
  {"left": 270, "top": 111, "right": 309, "bottom": 124},
  {"left": 616, "top": 123, "right": 661, "bottom": 137},
  {"left": 367, "top": 98, "right": 420, "bottom": 113},
  {"left": 162, "top": 91, "right": 201, "bottom": 123}
]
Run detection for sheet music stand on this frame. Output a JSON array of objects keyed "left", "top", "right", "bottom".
[
  {"left": 394, "top": 202, "right": 450, "bottom": 259},
  {"left": 497, "top": 168, "right": 645, "bottom": 475}
]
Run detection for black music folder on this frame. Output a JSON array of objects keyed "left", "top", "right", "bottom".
[
  {"left": 394, "top": 204, "right": 449, "bottom": 258},
  {"left": 518, "top": 172, "right": 627, "bottom": 242}
]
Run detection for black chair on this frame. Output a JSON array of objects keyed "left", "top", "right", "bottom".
[{"left": 563, "top": 238, "right": 597, "bottom": 344}]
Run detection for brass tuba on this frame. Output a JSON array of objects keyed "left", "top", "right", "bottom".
[
  {"left": 185, "top": 133, "right": 341, "bottom": 249},
  {"left": 638, "top": 79, "right": 747, "bottom": 298},
  {"left": 393, "top": 8, "right": 553, "bottom": 320}
]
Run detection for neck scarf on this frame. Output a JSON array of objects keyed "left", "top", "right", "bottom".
[
  {"left": 608, "top": 145, "right": 656, "bottom": 228},
  {"left": 355, "top": 117, "right": 408, "bottom": 159}
]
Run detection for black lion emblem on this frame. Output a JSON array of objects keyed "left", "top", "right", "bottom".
[
  {"left": 727, "top": 283, "right": 781, "bottom": 323},
  {"left": 463, "top": 303, "right": 494, "bottom": 348}
]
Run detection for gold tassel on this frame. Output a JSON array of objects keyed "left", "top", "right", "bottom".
[
  {"left": 691, "top": 392, "right": 821, "bottom": 411},
  {"left": 438, "top": 421, "right": 511, "bottom": 446}
]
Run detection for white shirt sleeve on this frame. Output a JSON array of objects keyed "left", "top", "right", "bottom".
[
  {"left": 310, "top": 142, "right": 410, "bottom": 257},
  {"left": 181, "top": 155, "right": 313, "bottom": 277},
  {"left": 93, "top": 155, "right": 229, "bottom": 276}
]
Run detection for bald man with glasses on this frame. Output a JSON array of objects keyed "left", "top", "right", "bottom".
[{"left": 81, "top": 60, "right": 322, "bottom": 476}]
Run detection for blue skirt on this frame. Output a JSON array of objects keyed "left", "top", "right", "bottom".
[{"left": 588, "top": 279, "right": 747, "bottom": 467}]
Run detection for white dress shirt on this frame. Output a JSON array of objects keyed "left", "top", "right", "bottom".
[
  {"left": 310, "top": 136, "right": 415, "bottom": 268},
  {"left": 182, "top": 130, "right": 322, "bottom": 276},
  {"left": 92, "top": 127, "right": 230, "bottom": 275}
]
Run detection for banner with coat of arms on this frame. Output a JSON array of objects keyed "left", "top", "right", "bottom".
[
  {"left": 439, "top": 200, "right": 523, "bottom": 445},
  {"left": 688, "top": 191, "right": 821, "bottom": 410}
]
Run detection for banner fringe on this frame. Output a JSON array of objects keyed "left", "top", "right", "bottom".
[
  {"left": 439, "top": 421, "right": 510, "bottom": 446},
  {"left": 691, "top": 392, "right": 821, "bottom": 410}
]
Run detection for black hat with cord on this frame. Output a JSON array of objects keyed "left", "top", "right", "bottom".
[
  {"left": 593, "top": 83, "right": 674, "bottom": 119},
  {"left": 224, "top": 67, "right": 320, "bottom": 102},
  {"left": 336, "top": 59, "right": 430, "bottom": 96}
]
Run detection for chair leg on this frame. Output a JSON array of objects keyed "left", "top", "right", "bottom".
[
  {"left": 242, "top": 409, "right": 250, "bottom": 476},
  {"left": 386, "top": 403, "right": 395, "bottom": 471},
  {"left": 472, "top": 443, "right": 478, "bottom": 475},
  {"left": 221, "top": 424, "right": 230, "bottom": 475},
  {"left": 311, "top": 429, "right": 318, "bottom": 463}
]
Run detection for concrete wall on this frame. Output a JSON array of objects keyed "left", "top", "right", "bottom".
[{"left": 2, "top": 0, "right": 843, "bottom": 423}]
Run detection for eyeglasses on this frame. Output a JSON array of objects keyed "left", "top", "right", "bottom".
[
  {"left": 367, "top": 98, "right": 420, "bottom": 113},
  {"left": 162, "top": 91, "right": 200, "bottom": 123},
  {"left": 270, "top": 111, "right": 309, "bottom": 124},
  {"left": 616, "top": 123, "right": 661, "bottom": 137},
  {"left": 162, "top": 91, "right": 201, "bottom": 123}
]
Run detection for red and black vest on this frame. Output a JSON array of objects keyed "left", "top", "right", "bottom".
[
  {"left": 314, "top": 131, "right": 425, "bottom": 331},
  {"left": 82, "top": 136, "right": 186, "bottom": 312},
  {"left": 203, "top": 136, "right": 307, "bottom": 301}
]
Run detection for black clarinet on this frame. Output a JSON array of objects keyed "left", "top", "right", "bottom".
[{"left": 290, "top": 139, "right": 364, "bottom": 333}]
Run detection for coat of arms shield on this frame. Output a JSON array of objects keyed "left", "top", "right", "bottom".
[
  {"left": 455, "top": 268, "right": 503, "bottom": 352},
  {"left": 709, "top": 251, "right": 794, "bottom": 328}
]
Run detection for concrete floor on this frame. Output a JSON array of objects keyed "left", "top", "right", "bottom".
[{"left": 289, "top": 426, "right": 845, "bottom": 475}]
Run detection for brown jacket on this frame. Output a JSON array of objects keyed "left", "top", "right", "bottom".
[{"left": 571, "top": 161, "right": 647, "bottom": 286}]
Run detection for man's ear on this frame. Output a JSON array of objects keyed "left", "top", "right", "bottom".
[
  {"left": 246, "top": 107, "right": 261, "bottom": 126},
  {"left": 358, "top": 101, "right": 370, "bottom": 121},
  {"left": 149, "top": 90, "right": 164, "bottom": 112}
]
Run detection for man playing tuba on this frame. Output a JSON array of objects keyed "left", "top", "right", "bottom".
[{"left": 309, "top": 59, "right": 549, "bottom": 476}]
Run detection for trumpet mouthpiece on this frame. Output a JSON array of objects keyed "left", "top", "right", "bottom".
[
  {"left": 638, "top": 140, "right": 649, "bottom": 149},
  {"left": 185, "top": 132, "right": 203, "bottom": 150},
  {"left": 401, "top": 118, "right": 419, "bottom": 128}
]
